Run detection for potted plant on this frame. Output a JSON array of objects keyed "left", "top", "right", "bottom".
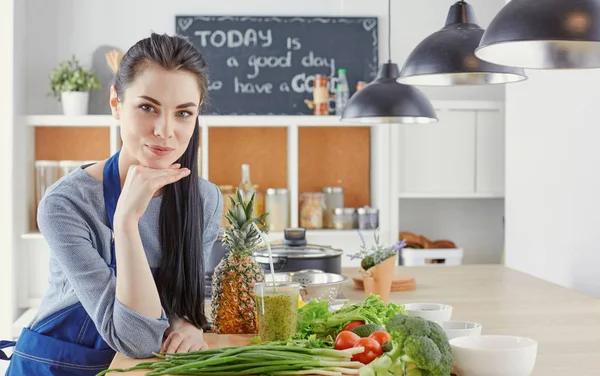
[
  {"left": 348, "top": 228, "right": 406, "bottom": 301},
  {"left": 49, "top": 55, "right": 101, "bottom": 115}
]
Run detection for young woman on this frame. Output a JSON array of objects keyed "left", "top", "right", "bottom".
[{"left": 0, "top": 33, "right": 223, "bottom": 375}]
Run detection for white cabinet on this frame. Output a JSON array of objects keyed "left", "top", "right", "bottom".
[
  {"left": 476, "top": 111, "right": 505, "bottom": 195},
  {"left": 397, "top": 108, "right": 504, "bottom": 198},
  {"left": 400, "top": 110, "right": 477, "bottom": 194}
]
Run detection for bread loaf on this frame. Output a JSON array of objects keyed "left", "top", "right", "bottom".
[
  {"left": 399, "top": 231, "right": 432, "bottom": 249},
  {"left": 399, "top": 232, "right": 456, "bottom": 249},
  {"left": 427, "top": 240, "right": 456, "bottom": 249}
]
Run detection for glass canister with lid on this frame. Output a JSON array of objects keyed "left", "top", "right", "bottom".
[
  {"left": 332, "top": 208, "right": 358, "bottom": 229},
  {"left": 300, "top": 192, "right": 325, "bottom": 229},
  {"left": 357, "top": 206, "right": 379, "bottom": 229},
  {"left": 265, "top": 188, "right": 289, "bottom": 231},
  {"left": 322, "top": 186, "right": 344, "bottom": 229}
]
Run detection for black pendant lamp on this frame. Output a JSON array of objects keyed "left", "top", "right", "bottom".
[
  {"left": 475, "top": 0, "right": 600, "bottom": 69},
  {"left": 398, "top": 1, "right": 527, "bottom": 86},
  {"left": 340, "top": 0, "right": 437, "bottom": 124}
]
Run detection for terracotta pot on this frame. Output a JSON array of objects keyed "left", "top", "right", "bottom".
[{"left": 361, "top": 254, "right": 397, "bottom": 302}]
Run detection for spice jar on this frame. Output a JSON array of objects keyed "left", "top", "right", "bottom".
[
  {"left": 265, "top": 188, "right": 289, "bottom": 231},
  {"left": 322, "top": 186, "right": 344, "bottom": 229},
  {"left": 357, "top": 207, "right": 379, "bottom": 229},
  {"left": 312, "top": 75, "right": 330, "bottom": 116},
  {"left": 356, "top": 81, "right": 366, "bottom": 91},
  {"left": 300, "top": 192, "right": 325, "bottom": 229},
  {"left": 332, "top": 208, "right": 358, "bottom": 229}
]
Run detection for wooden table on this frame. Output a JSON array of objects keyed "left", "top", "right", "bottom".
[{"left": 109, "top": 265, "right": 600, "bottom": 375}]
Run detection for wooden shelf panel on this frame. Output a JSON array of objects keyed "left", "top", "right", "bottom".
[
  {"left": 208, "top": 127, "right": 288, "bottom": 189},
  {"left": 299, "top": 127, "right": 371, "bottom": 208},
  {"left": 35, "top": 127, "right": 110, "bottom": 161}
]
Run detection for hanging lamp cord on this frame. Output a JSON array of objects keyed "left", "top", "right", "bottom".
[{"left": 388, "top": 0, "right": 392, "bottom": 63}]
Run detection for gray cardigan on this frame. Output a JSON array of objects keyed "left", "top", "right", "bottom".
[{"left": 33, "top": 167, "right": 222, "bottom": 358}]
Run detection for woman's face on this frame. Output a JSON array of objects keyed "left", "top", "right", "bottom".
[{"left": 110, "top": 63, "right": 201, "bottom": 169}]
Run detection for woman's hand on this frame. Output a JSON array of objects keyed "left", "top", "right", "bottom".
[
  {"left": 115, "top": 163, "right": 190, "bottom": 222},
  {"left": 162, "top": 319, "right": 209, "bottom": 353}
]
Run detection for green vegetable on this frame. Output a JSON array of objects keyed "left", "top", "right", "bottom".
[
  {"left": 251, "top": 334, "right": 334, "bottom": 349},
  {"left": 359, "top": 314, "right": 452, "bottom": 376},
  {"left": 97, "top": 342, "right": 365, "bottom": 376},
  {"left": 381, "top": 341, "right": 393, "bottom": 353},
  {"left": 295, "top": 294, "right": 407, "bottom": 341},
  {"left": 351, "top": 324, "right": 386, "bottom": 338}
]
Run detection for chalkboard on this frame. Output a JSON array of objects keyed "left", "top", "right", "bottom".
[{"left": 175, "top": 16, "right": 378, "bottom": 115}]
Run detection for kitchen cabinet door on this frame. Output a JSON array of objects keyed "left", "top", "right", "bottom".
[
  {"left": 400, "top": 110, "right": 477, "bottom": 194},
  {"left": 476, "top": 111, "right": 505, "bottom": 195}
]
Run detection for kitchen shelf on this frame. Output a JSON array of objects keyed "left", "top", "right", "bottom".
[
  {"left": 21, "top": 232, "right": 44, "bottom": 240},
  {"left": 398, "top": 192, "right": 504, "bottom": 199},
  {"left": 23, "top": 229, "right": 374, "bottom": 242},
  {"left": 26, "top": 115, "right": 118, "bottom": 127},
  {"left": 12, "top": 307, "right": 38, "bottom": 339},
  {"left": 25, "top": 115, "right": 365, "bottom": 128},
  {"left": 24, "top": 101, "right": 504, "bottom": 128}
]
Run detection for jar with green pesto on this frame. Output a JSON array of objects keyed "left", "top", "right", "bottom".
[{"left": 254, "top": 281, "right": 300, "bottom": 342}]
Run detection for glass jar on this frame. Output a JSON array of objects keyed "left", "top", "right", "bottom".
[
  {"left": 332, "top": 208, "right": 357, "bottom": 229},
  {"left": 252, "top": 184, "right": 264, "bottom": 218},
  {"left": 357, "top": 206, "right": 379, "bottom": 229},
  {"left": 322, "top": 187, "right": 344, "bottom": 229},
  {"left": 265, "top": 188, "right": 289, "bottom": 231},
  {"left": 35, "top": 161, "right": 60, "bottom": 221},
  {"left": 58, "top": 160, "right": 85, "bottom": 178},
  {"left": 219, "top": 185, "right": 235, "bottom": 227},
  {"left": 300, "top": 192, "right": 325, "bottom": 229},
  {"left": 313, "top": 75, "right": 330, "bottom": 116}
]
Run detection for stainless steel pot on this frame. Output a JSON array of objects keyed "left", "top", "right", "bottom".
[{"left": 253, "top": 228, "right": 343, "bottom": 274}]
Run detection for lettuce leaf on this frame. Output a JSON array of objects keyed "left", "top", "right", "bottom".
[{"left": 294, "top": 294, "right": 407, "bottom": 340}]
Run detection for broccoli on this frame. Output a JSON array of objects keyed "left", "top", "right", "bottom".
[
  {"left": 358, "top": 314, "right": 452, "bottom": 376},
  {"left": 385, "top": 314, "right": 453, "bottom": 376}
]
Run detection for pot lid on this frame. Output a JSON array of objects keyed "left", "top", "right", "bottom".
[{"left": 253, "top": 244, "right": 343, "bottom": 259}]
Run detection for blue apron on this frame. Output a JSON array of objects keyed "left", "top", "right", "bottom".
[{"left": 0, "top": 151, "right": 133, "bottom": 375}]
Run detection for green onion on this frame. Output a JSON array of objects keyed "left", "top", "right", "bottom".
[{"left": 97, "top": 344, "right": 365, "bottom": 376}]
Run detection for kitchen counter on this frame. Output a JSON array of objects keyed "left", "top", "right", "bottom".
[{"left": 109, "top": 265, "right": 600, "bottom": 375}]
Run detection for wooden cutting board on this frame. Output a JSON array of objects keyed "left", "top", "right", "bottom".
[
  {"left": 352, "top": 275, "right": 416, "bottom": 292},
  {"left": 107, "top": 333, "right": 356, "bottom": 376},
  {"left": 107, "top": 333, "right": 252, "bottom": 375}
]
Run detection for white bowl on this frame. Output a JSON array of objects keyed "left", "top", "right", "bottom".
[
  {"left": 404, "top": 303, "right": 453, "bottom": 321},
  {"left": 450, "top": 335, "right": 538, "bottom": 376},
  {"left": 436, "top": 321, "right": 482, "bottom": 340}
]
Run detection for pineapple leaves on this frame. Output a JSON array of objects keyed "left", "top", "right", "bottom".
[
  {"left": 244, "top": 191, "right": 256, "bottom": 220},
  {"left": 221, "top": 188, "right": 270, "bottom": 256},
  {"left": 236, "top": 188, "right": 244, "bottom": 205}
]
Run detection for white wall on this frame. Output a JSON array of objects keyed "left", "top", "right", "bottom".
[
  {"left": 505, "top": 69, "right": 600, "bottom": 298},
  {"left": 1, "top": 0, "right": 26, "bottom": 340},
  {"left": 0, "top": 0, "right": 16, "bottom": 341},
  {"left": 25, "top": 0, "right": 507, "bottom": 114},
  {"left": 399, "top": 199, "right": 504, "bottom": 264}
]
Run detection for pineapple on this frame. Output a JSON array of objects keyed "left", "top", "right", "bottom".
[{"left": 211, "top": 188, "right": 268, "bottom": 334}]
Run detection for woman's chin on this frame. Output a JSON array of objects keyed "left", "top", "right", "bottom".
[
  {"left": 138, "top": 156, "right": 175, "bottom": 170},
  {"left": 140, "top": 149, "right": 182, "bottom": 169}
]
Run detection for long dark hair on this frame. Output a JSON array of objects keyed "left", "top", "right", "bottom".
[{"left": 114, "top": 33, "right": 209, "bottom": 329}]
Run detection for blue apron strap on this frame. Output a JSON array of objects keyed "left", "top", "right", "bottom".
[
  {"left": 103, "top": 150, "right": 122, "bottom": 271},
  {"left": 0, "top": 340, "right": 16, "bottom": 360}
]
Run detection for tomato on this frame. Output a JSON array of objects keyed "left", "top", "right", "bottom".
[
  {"left": 352, "top": 337, "right": 383, "bottom": 364},
  {"left": 342, "top": 320, "right": 365, "bottom": 332},
  {"left": 368, "top": 331, "right": 391, "bottom": 346},
  {"left": 334, "top": 331, "right": 361, "bottom": 350}
]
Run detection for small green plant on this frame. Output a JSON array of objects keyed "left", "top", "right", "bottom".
[
  {"left": 49, "top": 55, "right": 101, "bottom": 101},
  {"left": 348, "top": 228, "right": 406, "bottom": 271}
]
